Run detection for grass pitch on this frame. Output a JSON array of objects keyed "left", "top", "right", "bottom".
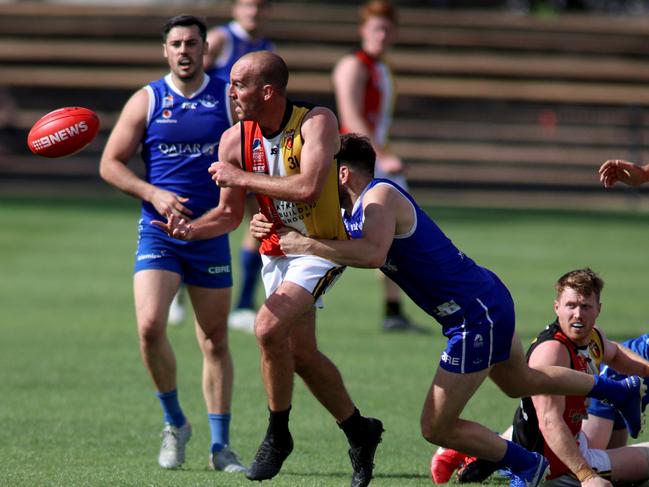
[{"left": 1, "top": 196, "right": 648, "bottom": 486}]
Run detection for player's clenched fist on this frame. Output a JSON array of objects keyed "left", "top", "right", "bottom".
[{"left": 209, "top": 161, "right": 244, "bottom": 188}]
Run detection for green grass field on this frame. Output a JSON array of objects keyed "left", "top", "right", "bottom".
[{"left": 1, "top": 195, "right": 648, "bottom": 486}]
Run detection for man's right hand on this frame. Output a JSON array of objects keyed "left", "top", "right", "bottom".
[{"left": 598, "top": 159, "right": 648, "bottom": 188}]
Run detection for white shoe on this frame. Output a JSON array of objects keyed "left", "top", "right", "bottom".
[
  {"left": 158, "top": 422, "right": 192, "bottom": 469},
  {"left": 168, "top": 292, "right": 186, "bottom": 326},
  {"left": 210, "top": 445, "right": 247, "bottom": 473},
  {"left": 228, "top": 309, "right": 256, "bottom": 333}
]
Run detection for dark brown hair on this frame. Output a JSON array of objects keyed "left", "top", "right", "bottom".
[
  {"left": 337, "top": 133, "right": 375, "bottom": 176},
  {"left": 162, "top": 15, "right": 207, "bottom": 43}
]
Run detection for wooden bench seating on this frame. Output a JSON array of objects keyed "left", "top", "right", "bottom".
[
  {"left": 1, "top": 142, "right": 640, "bottom": 198},
  {"left": 3, "top": 2, "right": 649, "bottom": 207},
  {"left": 6, "top": 39, "right": 649, "bottom": 86},
  {"left": 6, "top": 65, "right": 649, "bottom": 106}
]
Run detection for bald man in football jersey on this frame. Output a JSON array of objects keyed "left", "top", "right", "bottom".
[
  {"left": 100, "top": 15, "right": 245, "bottom": 474},
  {"left": 154, "top": 51, "right": 383, "bottom": 487},
  {"left": 202, "top": 0, "right": 275, "bottom": 333},
  {"left": 332, "top": 0, "right": 423, "bottom": 333}
]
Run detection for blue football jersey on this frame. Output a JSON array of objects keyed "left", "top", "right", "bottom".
[
  {"left": 206, "top": 21, "right": 275, "bottom": 81},
  {"left": 343, "top": 179, "right": 498, "bottom": 327},
  {"left": 141, "top": 74, "right": 231, "bottom": 225}
]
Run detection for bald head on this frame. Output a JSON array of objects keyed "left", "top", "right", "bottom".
[{"left": 233, "top": 50, "right": 288, "bottom": 96}]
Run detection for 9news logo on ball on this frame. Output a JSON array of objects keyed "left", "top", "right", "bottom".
[{"left": 27, "top": 107, "right": 100, "bottom": 158}]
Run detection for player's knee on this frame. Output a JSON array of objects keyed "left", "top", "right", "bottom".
[
  {"left": 254, "top": 317, "right": 287, "bottom": 350},
  {"left": 200, "top": 329, "right": 229, "bottom": 358},
  {"left": 420, "top": 417, "right": 449, "bottom": 445},
  {"left": 138, "top": 318, "right": 165, "bottom": 346},
  {"left": 421, "top": 423, "right": 445, "bottom": 445}
]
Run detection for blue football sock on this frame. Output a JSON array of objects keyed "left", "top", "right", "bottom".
[
  {"left": 495, "top": 440, "right": 536, "bottom": 473},
  {"left": 236, "top": 247, "right": 262, "bottom": 310},
  {"left": 589, "top": 373, "right": 626, "bottom": 402},
  {"left": 208, "top": 413, "right": 231, "bottom": 453},
  {"left": 156, "top": 389, "right": 186, "bottom": 427}
]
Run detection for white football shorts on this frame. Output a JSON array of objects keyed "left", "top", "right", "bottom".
[{"left": 261, "top": 254, "right": 345, "bottom": 308}]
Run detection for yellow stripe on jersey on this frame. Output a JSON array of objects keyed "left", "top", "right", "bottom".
[{"left": 273, "top": 103, "right": 348, "bottom": 241}]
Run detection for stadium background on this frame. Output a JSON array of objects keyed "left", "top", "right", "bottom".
[{"left": 2, "top": 0, "right": 649, "bottom": 210}]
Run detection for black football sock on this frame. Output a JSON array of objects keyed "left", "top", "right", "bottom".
[
  {"left": 338, "top": 408, "right": 368, "bottom": 448},
  {"left": 385, "top": 300, "right": 401, "bottom": 317},
  {"left": 266, "top": 406, "right": 292, "bottom": 448}
]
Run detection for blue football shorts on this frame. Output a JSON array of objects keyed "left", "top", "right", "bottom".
[
  {"left": 134, "top": 220, "right": 232, "bottom": 289},
  {"left": 439, "top": 281, "right": 515, "bottom": 374},
  {"left": 587, "top": 367, "right": 627, "bottom": 430}
]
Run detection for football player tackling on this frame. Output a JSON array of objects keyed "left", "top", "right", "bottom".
[{"left": 251, "top": 134, "right": 648, "bottom": 487}]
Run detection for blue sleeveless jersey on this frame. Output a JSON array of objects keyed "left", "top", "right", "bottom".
[
  {"left": 343, "top": 179, "right": 498, "bottom": 328},
  {"left": 206, "top": 21, "right": 274, "bottom": 81},
  {"left": 141, "top": 74, "right": 230, "bottom": 227}
]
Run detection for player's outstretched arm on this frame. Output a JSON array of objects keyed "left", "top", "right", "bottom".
[
  {"left": 277, "top": 185, "right": 397, "bottom": 267},
  {"left": 152, "top": 125, "right": 246, "bottom": 240},
  {"left": 99, "top": 89, "right": 192, "bottom": 219},
  {"left": 599, "top": 159, "right": 649, "bottom": 188}
]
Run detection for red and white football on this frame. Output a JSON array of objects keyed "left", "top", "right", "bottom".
[{"left": 27, "top": 107, "right": 100, "bottom": 158}]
